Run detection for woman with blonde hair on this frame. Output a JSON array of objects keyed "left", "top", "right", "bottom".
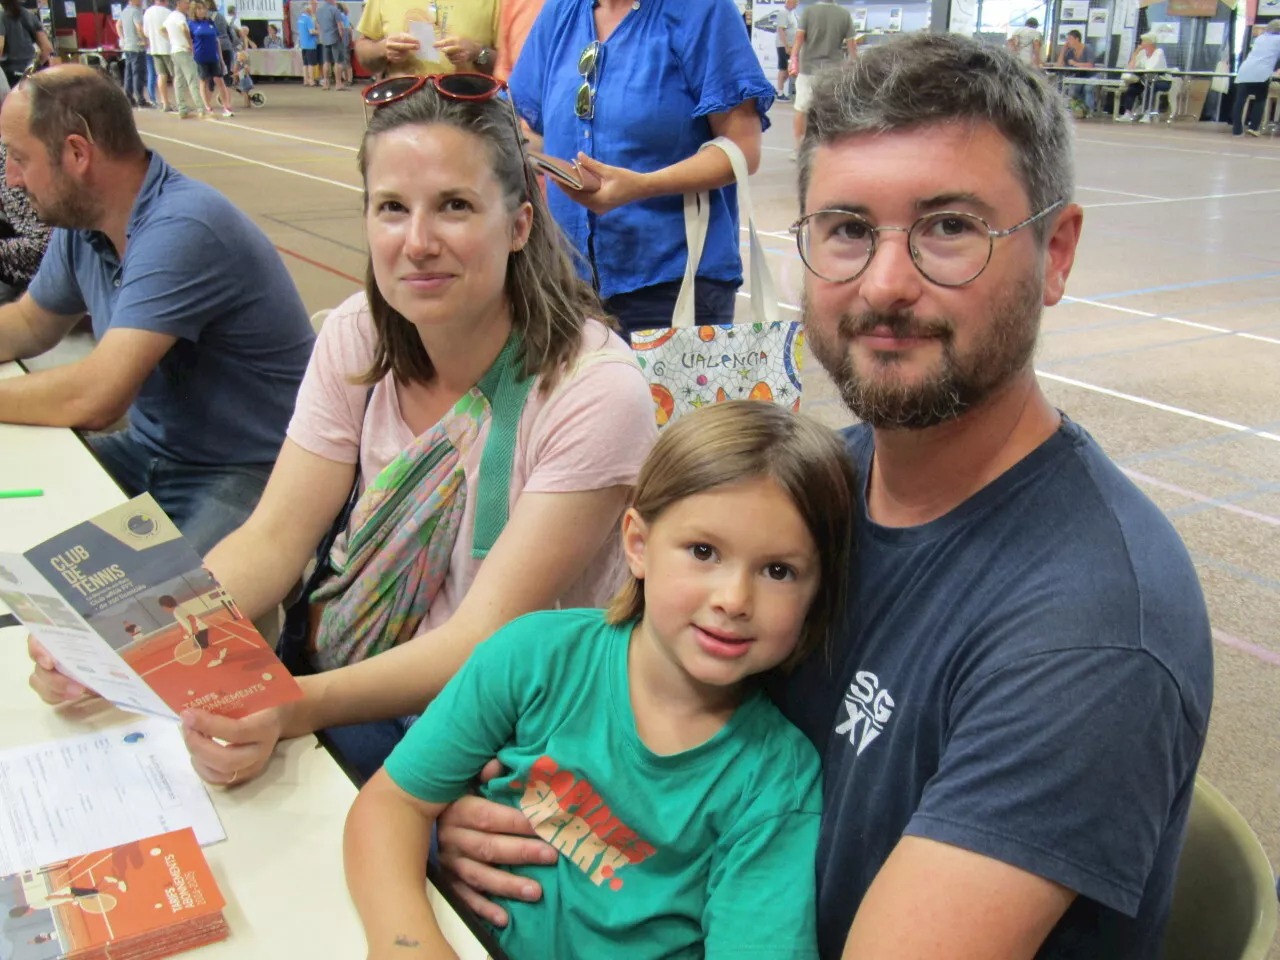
[
  {"left": 188, "top": 0, "right": 233, "bottom": 116},
  {"left": 28, "top": 74, "right": 657, "bottom": 784}
]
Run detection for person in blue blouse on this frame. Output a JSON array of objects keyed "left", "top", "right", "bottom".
[{"left": 509, "top": 0, "right": 774, "bottom": 337}]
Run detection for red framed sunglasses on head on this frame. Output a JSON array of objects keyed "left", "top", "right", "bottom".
[
  {"left": 362, "top": 73, "right": 534, "bottom": 200},
  {"left": 362, "top": 72, "right": 510, "bottom": 109}
]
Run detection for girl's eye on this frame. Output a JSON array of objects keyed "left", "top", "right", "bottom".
[
  {"left": 689, "top": 544, "right": 716, "bottom": 562},
  {"left": 764, "top": 563, "right": 796, "bottom": 582},
  {"left": 444, "top": 198, "right": 473, "bottom": 213},
  {"left": 377, "top": 200, "right": 407, "bottom": 214}
]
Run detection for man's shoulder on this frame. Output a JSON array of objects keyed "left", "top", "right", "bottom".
[
  {"left": 851, "top": 419, "right": 1210, "bottom": 700},
  {"left": 132, "top": 171, "right": 279, "bottom": 271}
]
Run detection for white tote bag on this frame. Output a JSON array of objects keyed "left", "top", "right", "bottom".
[{"left": 631, "top": 137, "right": 804, "bottom": 427}]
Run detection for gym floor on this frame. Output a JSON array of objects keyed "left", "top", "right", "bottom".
[{"left": 43, "top": 83, "right": 1280, "bottom": 938}]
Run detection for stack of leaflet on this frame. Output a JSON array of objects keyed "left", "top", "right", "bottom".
[{"left": 1, "top": 828, "right": 228, "bottom": 960}]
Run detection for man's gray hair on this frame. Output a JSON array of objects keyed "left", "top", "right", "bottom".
[
  {"left": 1267, "top": 19, "right": 1280, "bottom": 33},
  {"left": 798, "top": 33, "right": 1074, "bottom": 241}
]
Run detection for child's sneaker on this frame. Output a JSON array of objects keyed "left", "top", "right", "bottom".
[{"left": 222, "top": 108, "right": 235, "bottom": 117}]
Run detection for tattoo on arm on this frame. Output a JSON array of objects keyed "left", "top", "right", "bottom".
[{"left": 393, "top": 935, "right": 421, "bottom": 948}]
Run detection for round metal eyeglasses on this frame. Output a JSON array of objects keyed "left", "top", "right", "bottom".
[{"left": 792, "top": 200, "right": 1066, "bottom": 287}]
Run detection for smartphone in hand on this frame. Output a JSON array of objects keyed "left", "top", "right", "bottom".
[{"left": 527, "top": 152, "right": 601, "bottom": 193}]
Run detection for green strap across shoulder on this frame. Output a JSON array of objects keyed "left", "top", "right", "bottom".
[{"left": 472, "top": 334, "right": 533, "bottom": 558}]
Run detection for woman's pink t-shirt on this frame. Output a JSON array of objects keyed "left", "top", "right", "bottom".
[{"left": 286, "top": 293, "right": 657, "bottom": 632}]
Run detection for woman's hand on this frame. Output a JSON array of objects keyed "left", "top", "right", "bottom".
[
  {"left": 433, "top": 35, "right": 482, "bottom": 67},
  {"left": 179, "top": 702, "right": 298, "bottom": 786},
  {"left": 383, "top": 32, "right": 421, "bottom": 65},
  {"left": 28, "top": 636, "right": 96, "bottom": 705},
  {"left": 558, "top": 154, "right": 649, "bottom": 216}
]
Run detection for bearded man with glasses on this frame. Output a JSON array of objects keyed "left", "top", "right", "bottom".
[{"left": 434, "top": 33, "right": 1214, "bottom": 960}]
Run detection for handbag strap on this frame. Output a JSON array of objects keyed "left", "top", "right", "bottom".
[{"left": 672, "top": 136, "right": 779, "bottom": 329}]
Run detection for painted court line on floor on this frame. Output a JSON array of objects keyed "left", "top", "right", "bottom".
[
  {"left": 179, "top": 156, "right": 343, "bottom": 170},
  {"left": 1122, "top": 468, "right": 1280, "bottom": 528},
  {"left": 274, "top": 245, "right": 362, "bottom": 284},
  {"left": 1081, "top": 187, "right": 1280, "bottom": 209},
  {"left": 1213, "top": 628, "right": 1280, "bottom": 667},
  {"left": 1076, "top": 269, "right": 1280, "bottom": 301},
  {"left": 205, "top": 119, "right": 358, "bottom": 152},
  {"left": 1037, "top": 371, "right": 1280, "bottom": 443},
  {"left": 1075, "top": 134, "right": 1280, "bottom": 163},
  {"left": 1063, "top": 294, "right": 1280, "bottom": 347},
  {"left": 140, "top": 130, "right": 362, "bottom": 193},
  {"left": 1076, "top": 185, "right": 1170, "bottom": 200},
  {"left": 1061, "top": 295, "right": 1153, "bottom": 317}
]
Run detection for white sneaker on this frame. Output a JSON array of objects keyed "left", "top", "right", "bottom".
[
  {"left": 1115, "top": 113, "right": 1135, "bottom": 122},
  {"left": 222, "top": 109, "right": 235, "bottom": 117},
  {"left": 1138, "top": 113, "right": 1153, "bottom": 124}
]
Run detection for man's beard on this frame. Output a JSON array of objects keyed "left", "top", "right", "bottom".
[
  {"left": 804, "top": 277, "right": 1042, "bottom": 430},
  {"left": 28, "top": 173, "right": 101, "bottom": 230}
]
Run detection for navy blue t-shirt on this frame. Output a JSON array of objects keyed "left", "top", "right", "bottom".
[
  {"left": 29, "top": 152, "right": 314, "bottom": 467},
  {"left": 779, "top": 419, "right": 1213, "bottom": 960}
]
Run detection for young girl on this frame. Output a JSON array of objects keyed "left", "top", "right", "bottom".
[{"left": 344, "top": 401, "right": 856, "bottom": 959}]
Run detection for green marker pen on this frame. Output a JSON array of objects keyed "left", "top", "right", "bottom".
[{"left": 0, "top": 489, "right": 44, "bottom": 499}]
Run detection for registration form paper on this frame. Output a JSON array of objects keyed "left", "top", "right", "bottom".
[{"left": 0, "top": 718, "right": 225, "bottom": 874}]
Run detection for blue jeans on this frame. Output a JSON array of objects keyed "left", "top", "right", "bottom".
[
  {"left": 123, "top": 51, "right": 147, "bottom": 104},
  {"left": 146, "top": 52, "right": 157, "bottom": 102},
  {"left": 1068, "top": 82, "right": 1098, "bottom": 113},
  {"left": 321, "top": 714, "right": 420, "bottom": 785},
  {"left": 87, "top": 430, "right": 272, "bottom": 556},
  {"left": 603, "top": 277, "right": 739, "bottom": 341}
]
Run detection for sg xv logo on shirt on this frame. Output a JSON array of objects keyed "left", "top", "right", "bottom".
[{"left": 835, "top": 670, "right": 895, "bottom": 755}]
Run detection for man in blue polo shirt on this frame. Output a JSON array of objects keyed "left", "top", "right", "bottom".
[{"left": 0, "top": 65, "right": 314, "bottom": 554}]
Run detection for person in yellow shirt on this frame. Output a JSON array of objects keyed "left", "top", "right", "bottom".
[{"left": 354, "top": 0, "right": 499, "bottom": 76}]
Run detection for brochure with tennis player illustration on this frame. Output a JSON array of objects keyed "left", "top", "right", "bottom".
[
  {"left": 0, "top": 826, "right": 228, "bottom": 960},
  {"left": 0, "top": 493, "right": 302, "bottom": 721}
]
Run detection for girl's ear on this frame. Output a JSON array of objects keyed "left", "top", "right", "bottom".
[{"left": 620, "top": 508, "right": 648, "bottom": 580}]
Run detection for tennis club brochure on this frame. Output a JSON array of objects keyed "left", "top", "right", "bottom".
[
  {"left": 0, "top": 494, "right": 302, "bottom": 721},
  {"left": 0, "top": 827, "right": 229, "bottom": 960}
]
